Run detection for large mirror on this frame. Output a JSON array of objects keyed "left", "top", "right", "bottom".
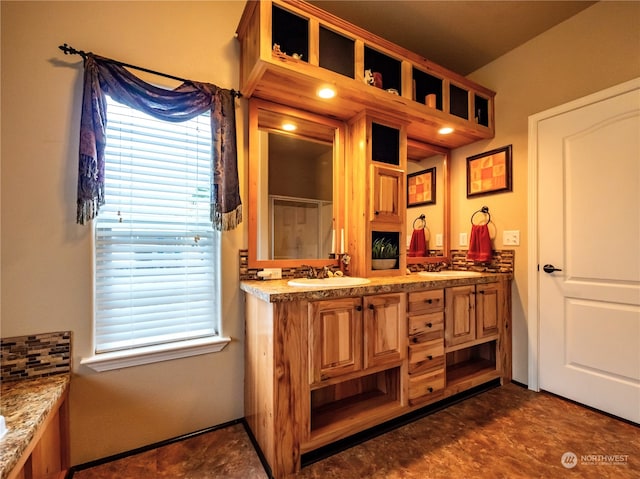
[
  {"left": 248, "top": 99, "right": 345, "bottom": 268},
  {"left": 406, "top": 139, "right": 450, "bottom": 264}
]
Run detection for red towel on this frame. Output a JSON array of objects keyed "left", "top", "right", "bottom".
[
  {"left": 467, "top": 224, "right": 492, "bottom": 262},
  {"left": 408, "top": 228, "right": 427, "bottom": 257}
]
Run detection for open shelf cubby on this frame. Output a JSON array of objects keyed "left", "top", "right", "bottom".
[
  {"left": 474, "top": 94, "right": 490, "bottom": 127},
  {"left": 371, "top": 231, "right": 400, "bottom": 271},
  {"left": 446, "top": 340, "right": 497, "bottom": 388},
  {"left": 371, "top": 122, "right": 400, "bottom": 166},
  {"left": 364, "top": 46, "right": 402, "bottom": 94},
  {"left": 319, "top": 26, "right": 355, "bottom": 78},
  {"left": 412, "top": 68, "right": 443, "bottom": 109},
  {"left": 449, "top": 84, "right": 469, "bottom": 120},
  {"left": 310, "top": 367, "right": 401, "bottom": 435},
  {"left": 272, "top": 5, "right": 309, "bottom": 62}
]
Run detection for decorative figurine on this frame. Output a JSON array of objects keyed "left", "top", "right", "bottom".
[{"left": 364, "top": 69, "right": 374, "bottom": 85}]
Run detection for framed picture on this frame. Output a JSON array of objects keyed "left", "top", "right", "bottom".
[
  {"left": 466, "top": 145, "right": 513, "bottom": 197},
  {"left": 407, "top": 167, "right": 436, "bottom": 207}
]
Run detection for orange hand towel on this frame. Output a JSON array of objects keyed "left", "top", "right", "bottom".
[
  {"left": 467, "top": 224, "right": 492, "bottom": 262},
  {"left": 408, "top": 228, "right": 427, "bottom": 257}
]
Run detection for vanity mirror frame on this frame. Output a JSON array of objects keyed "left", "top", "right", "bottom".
[
  {"left": 248, "top": 99, "right": 346, "bottom": 269},
  {"left": 406, "top": 139, "right": 450, "bottom": 265}
]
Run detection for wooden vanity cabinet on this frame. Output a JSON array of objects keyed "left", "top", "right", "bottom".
[
  {"left": 363, "top": 293, "right": 407, "bottom": 368},
  {"left": 444, "top": 282, "right": 502, "bottom": 348},
  {"left": 243, "top": 276, "right": 511, "bottom": 478},
  {"left": 444, "top": 280, "right": 510, "bottom": 396},
  {"left": 476, "top": 282, "right": 502, "bottom": 338},
  {"left": 444, "top": 284, "right": 476, "bottom": 347},
  {"left": 307, "top": 293, "right": 406, "bottom": 450},
  {"left": 407, "top": 289, "right": 446, "bottom": 406},
  {"left": 245, "top": 291, "right": 407, "bottom": 478},
  {"left": 309, "top": 297, "right": 363, "bottom": 384},
  {"left": 309, "top": 293, "right": 406, "bottom": 385}
]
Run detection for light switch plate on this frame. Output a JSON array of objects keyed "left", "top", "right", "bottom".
[
  {"left": 459, "top": 232, "right": 468, "bottom": 246},
  {"left": 503, "top": 230, "right": 520, "bottom": 246},
  {"left": 435, "top": 233, "right": 443, "bottom": 247}
]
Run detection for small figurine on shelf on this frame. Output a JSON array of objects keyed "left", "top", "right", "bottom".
[
  {"left": 364, "top": 69, "right": 374, "bottom": 85},
  {"left": 272, "top": 43, "right": 287, "bottom": 59},
  {"left": 292, "top": 52, "right": 303, "bottom": 60},
  {"left": 364, "top": 69, "right": 383, "bottom": 88}
]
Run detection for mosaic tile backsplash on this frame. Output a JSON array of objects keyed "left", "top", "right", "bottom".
[
  {"left": 0, "top": 331, "right": 72, "bottom": 382},
  {"left": 239, "top": 249, "right": 514, "bottom": 280}
]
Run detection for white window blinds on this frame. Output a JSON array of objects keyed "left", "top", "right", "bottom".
[{"left": 94, "top": 96, "right": 219, "bottom": 354}]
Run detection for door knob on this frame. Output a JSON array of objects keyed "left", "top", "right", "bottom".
[{"left": 543, "top": 264, "right": 563, "bottom": 274}]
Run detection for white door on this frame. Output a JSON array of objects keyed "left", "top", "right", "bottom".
[{"left": 535, "top": 80, "right": 640, "bottom": 423}]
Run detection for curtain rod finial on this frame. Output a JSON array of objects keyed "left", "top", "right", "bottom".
[{"left": 59, "top": 43, "right": 88, "bottom": 59}]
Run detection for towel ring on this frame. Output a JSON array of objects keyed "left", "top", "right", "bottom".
[
  {"left": 413, "top": 214, "right": 426, "bottom": 230},
  {"left": 470, "top": 206, "right": 491, "bottom": 225}
]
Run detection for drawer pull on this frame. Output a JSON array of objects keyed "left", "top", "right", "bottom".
[
  {"left": 427, "top": 355, "right": 433, "bottom": 360},
  {"left": 412, "top": 337, "right": 419, "bottom": 343},
  {"left": 368, "top": 303, "right": 375, "bottom": 310},
  {"left": 427, "top": 387, "right": 433, "bottom": 393},
  {"left": 425, "top": 322, "right": 433, "bottom": 328},
  {"left": 356, "top": 305, "right": 362, "bottom": 311},
  {"left": 426, "top": 299, "right": 433, "bottom": 304}
]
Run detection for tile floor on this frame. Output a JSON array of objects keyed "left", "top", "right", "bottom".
[{"left": 71, "top": 383, "right": 639, "bottom": 478}]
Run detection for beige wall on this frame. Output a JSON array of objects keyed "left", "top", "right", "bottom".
[
  {"left": 2, "top": 0, "right": 639, "bottom": 468},
  {"left": 451, "top": 1, "right": 640, "bottom": 383},
  {"left": 1, "top": 1, "right": 247, "bottom": 465}
]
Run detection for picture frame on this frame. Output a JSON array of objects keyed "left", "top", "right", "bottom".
[
  {"left": 466, "top": 145, "right": 513, "bottom": 197},
  {"left": 407, "top": 167, "right": 436, "bottom": 207}
]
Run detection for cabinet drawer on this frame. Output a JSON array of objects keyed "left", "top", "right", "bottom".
[
  {"left": 409, "top": 339, "right": 444, "bottom": 374},
  {"left": 408, "top": 311, "right": 444, "bottom": 342},
  {"left": 408, "top": 370, "right": 445, "bottom": 402},
  {"left": 408, "top": 290, "right": 444, "bottom": 313}
]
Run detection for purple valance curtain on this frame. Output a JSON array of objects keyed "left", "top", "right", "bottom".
[{"left": 77, "top": 54, "right": 242, "bottom": 231}]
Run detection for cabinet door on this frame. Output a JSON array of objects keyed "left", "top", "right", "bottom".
[
  {"left": 30, "top": 408, "right": 62, "bottom": 478},
  {"left": 370, "top": 165, "right": 404, "bottom": 223},
  {"left": 363, "top": 293, "right": 407, "bottom": 368},
  {"left": 476, "top": 282, "right": 502, "bottom": 338},
  {"left": 445, "top": 285, "right": 476, "bottom": 347},
  {"left": 309, "top": 297, "right": 363, "bottom": 383}
]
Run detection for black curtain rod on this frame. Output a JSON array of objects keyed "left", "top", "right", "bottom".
[{"left": 58, "top": 43, "right": 242, "bottom": 98}]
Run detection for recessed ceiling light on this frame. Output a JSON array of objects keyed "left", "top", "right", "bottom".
[
  {"left": 317, "top": 87, "right": 336, "bottom": 99},
  {"left": 438, "top": 127, "right": 454, "bottom": 134},
  {"left": 282, "top": 123, "right": 297, "bottom": 131}
]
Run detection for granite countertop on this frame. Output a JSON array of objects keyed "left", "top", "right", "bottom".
[
  {"left": 0, "top": 374, "right": 70, "bottom": 479},
  {"left": 240, "top": 271, "right": 511, "bottom": 303}
]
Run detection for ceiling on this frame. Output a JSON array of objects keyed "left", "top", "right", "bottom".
[{"left": 309, "top": 1, "right": 597, "bottom": 75}]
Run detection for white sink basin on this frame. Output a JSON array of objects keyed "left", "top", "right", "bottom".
[
  {"left": 0, "top": 415, "right": 7, "bottom": 439},
  {"left": 418, "top": 270, "right": 483, "bottom": 278},
  {"left": 287, "top": 277, "right": 371, "bottom": 287}
]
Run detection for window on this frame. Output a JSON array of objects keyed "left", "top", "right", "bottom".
[{"left": 82, "top": 96, "right": 228, "bottom": 371}]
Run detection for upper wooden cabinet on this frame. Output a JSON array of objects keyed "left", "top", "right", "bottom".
[
  {"left": 236, "top": 0, "right": 496, "bottom": 149},
  {"left": 346, "top": 112, "right": 407, "bottom": 277}
]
